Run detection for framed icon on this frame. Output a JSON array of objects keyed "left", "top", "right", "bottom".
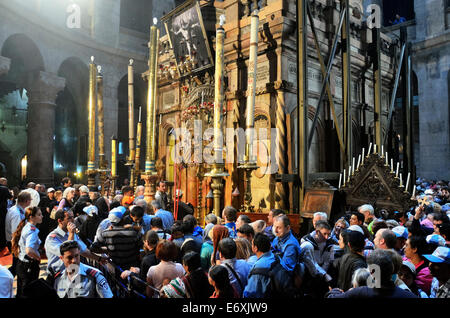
[{"left": 162, "top": 0, "right": 214, "bottom": 77}]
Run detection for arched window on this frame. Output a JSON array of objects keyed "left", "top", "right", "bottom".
[{"left": 382, "top": 0, "right": 415, "bottom": 26}]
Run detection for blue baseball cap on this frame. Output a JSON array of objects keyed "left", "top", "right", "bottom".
[
  {"left": 392, "top": 226, "right": 408, "bottom": 240},
  {"left": 83, "top": 205, "right": 98, "bottom": 217},
  {"left": 426, "top": 234, "right": 446, "bottom": 247},
  {"left": 108, "top": 206, "right": 126, "bottom": 224},
  {"left": 423, "top": 246, "right": 450, "bottom": 264}
]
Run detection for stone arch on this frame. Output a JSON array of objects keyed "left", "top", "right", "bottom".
[
  {"left": 1, "top": 34, "right": 45, "bottom": 84},
  {"left": 307, "top": 105, "right": 326, "bottom": 173},
  {"left": 55, "top": 57, "right": 89, "bottom": 182},
  {"left": 0, "top": 34, "right": 46, "bottom": 185}
]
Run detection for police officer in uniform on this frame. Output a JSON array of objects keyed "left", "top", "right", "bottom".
[
  {"left": 54, "top": 240, "right": 113, "bottom": 298},
  {"left": 12, "top": 206, "right": 43, "bottom": 297},
  {"left": 45, "top": 209, "right": 106, "bottom": 279}
]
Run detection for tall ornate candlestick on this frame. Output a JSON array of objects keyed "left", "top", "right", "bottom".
[
  {"left": 134, "top": 107, "right": 142, "bottom": 186},
  {"left": 205, "top": 14, "right": 229, "bottom": 216},
  {"left": 87, "top": 56, "right": 98, "bottom": 189},
  {"left": 97, "top": 65, "right": 109, "bottom": 194},
  {"left": 238, "top": 10, "right": 259, "bottom": 213},
  {"left": 142, "top": 18, "right": 160, "bottom": 203},
  {"left": 126, "top": 59, "right": 137, "bottom": 188},
  {"left": 111, "top": 135, "right": 118, "bottom": 194}
]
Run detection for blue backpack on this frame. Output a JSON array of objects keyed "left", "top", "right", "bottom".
[{"left": 248, "top": 256, "right": 304, "bottom": 298}]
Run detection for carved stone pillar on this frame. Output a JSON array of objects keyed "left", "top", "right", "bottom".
[
  {"left": 275, "top": 83, "right": 287, "bottom": 210},
  {"left": 0, "top": 56, "right": 11, "bottom": 76},
  {"left": 24, "top": 71, "right": 65, "bottom": 185}
]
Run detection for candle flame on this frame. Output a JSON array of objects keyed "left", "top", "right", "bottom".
[
  {"left": 91, "top": 56, "right": 94, "bottom": 63},
  {"left": 219, "top": 15, "right": 226, "bottom": 26},
  {"left": 130, "top": 59, "right": 134, "bottom": 66},
  {"left": 97, "top": 65, "right": 102, "bottom": 73},
  {"left": 153, "top": 17, "right": 157, "bottom": 25},
  {"left": 252, "top": 9, "right": 259, "bottom": 16}
]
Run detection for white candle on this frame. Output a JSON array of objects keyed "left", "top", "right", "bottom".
[
  {"left": 385, "top": 152, "right": 388, "bottom": 166},
  {"left": 343, "top": 169, "right": 346, "bottom": 186},
  {"left": 367, "top": 143, "right": 372, "bottom": 156},
  {"left": 399, "top": 173, "right": 403, "bottom": 186},
  {"left": 362, "top": 148, "right": 365, "bottom": 164},
  {"left": 357, "top": 155, "right": 361, "bottom": 170},
  {"left": 348, "top": 165, "right": 352, "bottom": 180},
  {"left": 405, "top": 172, "right": 410, "bottom": 191},
  {"left": 391, "top": 158, "right": 394, "bottom": 172},
  {"left": 381, "top": 145, "right": 384, "bottom": 157},
  {"left": 396, "top": 162, "right": 399, "bottom": 177},
  {"left": 412, "top": 185, "right": 416, "bottom": 198},
  {"left": 352, "top": 157, "right": 355, "bottom": 174},
  {"left": 373, "top": 144, "right": 377, "bottom": 154},
  {"left": 338, "top": 173, "right": 342, "bottom": 189}
]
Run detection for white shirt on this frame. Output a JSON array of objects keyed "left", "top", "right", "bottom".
[
  {"left": 5, "top": 205, "right": 25, "bottom": 242},
  {"left": 0, "top": 265, "right": 14, "bottom": 298}
]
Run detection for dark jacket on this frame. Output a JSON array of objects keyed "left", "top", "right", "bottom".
[
  {"left": 73, "top": 195, "right": 92, "bottom": 217},
  {"left": 175, "top": 201, "right": 194, "bottom": 221},
  {"left": 79, "top": 215, "right": 102, "bottom": 246},
  {"left": 336, "top": 251, "right": 367, "bottom": 291},
  {"left": 95, "top": 197, "right": 110, "bottom": 220},
  {"left": 410, "top": 217, "right": 434, "bottom": 237}
]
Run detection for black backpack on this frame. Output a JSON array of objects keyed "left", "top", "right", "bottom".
[{"left": 249, "top": 257, "right": 303, "bottom": 298}]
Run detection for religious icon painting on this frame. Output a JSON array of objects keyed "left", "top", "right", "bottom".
[{"left": 162, "top": 0, "right": 214, "bottom": 77}]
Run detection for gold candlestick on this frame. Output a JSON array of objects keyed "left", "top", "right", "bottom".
[
  {"left": 111, "top": 136, "right": 117, "bottom": 178},
  {"left": 126, "top": 59, "right": 136, "bottom": 188},
  {"left": 205, "top": 15, "right": 229, "bottom": 217},
  {"left": 238, "top": 10, "right": 259, "bottom": 213},
  {"left": 134, "top": 107, "right": 142, "bottom": 186},
  {"left": 142, "top": 18, "right": 159, "bottom": 203},
  {"left": 87, "top": 56, "right": 98, "bottom": 188},
  {"left": 97, "top": 65, "right": 108, "bottom": 194}
]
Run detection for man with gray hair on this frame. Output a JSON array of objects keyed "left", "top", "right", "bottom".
[
  {"left": 313, "top": 212, "right": 328, "bottom": 228},
  {"left": 134, "top": 185, "right": 145, "bottom": 202},
  {"left": 151, "top": 200, "right": 173, "bottom": 231},
  {"left": 358, "top": 204, "right": 376, "bottom": 235},
  {"left": 73, "top": 185, "right": 92, "bottom": 218}
]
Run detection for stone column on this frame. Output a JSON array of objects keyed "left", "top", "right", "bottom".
[
  {"left": 0, "top": 56, "right": 11, "bottom": 76},
  {"left": 24, "top": 71, "right": 65, "bottom": 185}
]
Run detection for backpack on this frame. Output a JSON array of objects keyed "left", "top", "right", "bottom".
[{"left": 249, "top": 257, "right": 303, "bottom": 298}]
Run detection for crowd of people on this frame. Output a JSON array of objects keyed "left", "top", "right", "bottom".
[{"left": 0, "top": 176, "right": 449, "bottom": 299}]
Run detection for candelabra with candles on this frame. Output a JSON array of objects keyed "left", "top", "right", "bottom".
[{"left": 337, "top": 142, "right": 416, "bottom": 204}]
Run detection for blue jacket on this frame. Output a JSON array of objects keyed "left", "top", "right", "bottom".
[
  {"left": 271, "top": 231, "right": 301, "bottom": 272},
  {"left": 243, "top": 252, "right": 276, "bottom": 298},
  {"left": 155, "top": 209, "right": 174, "bottom": 231}
]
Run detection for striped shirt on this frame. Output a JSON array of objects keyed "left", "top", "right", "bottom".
[{"left": 96, "top": 226, "right": 142, "bottom": 269}]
